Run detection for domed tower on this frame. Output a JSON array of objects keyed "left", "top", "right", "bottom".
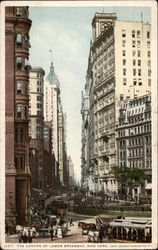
[{"left": 5, "top": 6, "right": 32, "bottom": 225}]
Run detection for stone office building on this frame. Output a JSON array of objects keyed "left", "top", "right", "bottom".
[
  {"left": 82, "top": 12, "right": 151, "bottom": 196},
  {"left": 116, "top": 94, "right": 152, "bottom": 201},
  {"left": 29, "top": 67, "right": 45, "bottom": 190},
  {"left": 5, "top": 7, "right": 32, "bottom": 225}
]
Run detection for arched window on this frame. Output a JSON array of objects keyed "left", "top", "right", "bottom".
[{"left": 16, "top": 33, "right": 22, "bottom": 46}]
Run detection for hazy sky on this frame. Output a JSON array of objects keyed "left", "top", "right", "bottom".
[{"left": 29, "top": 6, "right": 151, "bottom": 182}]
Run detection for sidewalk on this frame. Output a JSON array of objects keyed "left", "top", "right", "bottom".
[
  {"left": 6, "top": 234, "right": 18, "bottom": 238},
  {"left": 67, "top": 211, "right": 93, "bottom": 218}
]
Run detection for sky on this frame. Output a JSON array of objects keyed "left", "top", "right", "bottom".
[{"left": 29, "top": 5, "right": 151, "bottom": 183}]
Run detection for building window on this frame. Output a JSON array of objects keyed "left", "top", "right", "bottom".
[
  {"left": 25, "top": 82, "right": 28, "bottom": 95},
  {"left": 16, "top": 57, "right": 22, "bottom": 70},
  {"left": 122, "top": 40, "right": 126, "bottom": 47},
  {"left": 147, "top": 41, "right": 150, "bottom": 48},
  {"left": 16, "top": 33, "right": 22, "bottom": 46},
  {"left": 138, "top": 69, "right": 141, "bottom": 76},
  {"left": 133, "top": 79, "right": 137, "bottom": 85},
  {"left": 147, "top": 51, "right": 151, "bottom": 57},
  {"left": 148, "top": 79, "right": 151, "bottom": 86},
  {"left": 16, "top": 81, "right": 23, "bottom": 94},
  {"left": 123, "top": 59, "right": 126, "bottom": 66},
  {"left": 20, "top": 128, "right": 23, "bottom": 143},
  {"left": 138, "top": 60, "right": 141, "bottom": 66},
  {"left": 147, "top": 31, "right": 150, "bottom": 39},
  {"left": 122, "top": 30, "right": 126, "bottom": 37},
  {"left": 133, "top": 68, "right": 136, "bottom": 76},
  {"left": 16, "top": 7, "right": 22, "bottom": 16},
  {"left": 132, "top": 40, "right": 136, "bottom": 48},
  {"left": 148, "top": 69, "right": 151, "bottom": 76},
  {"left": 16, "top": 104, "right": 23, "bottom": 118},
  {"left": 133, "top": 59, "right": 136, "bottom": 66},
  {"left": 148, "top": 60, "right": 151, "bottom": 67},
  {"left": 138, "top": 79, "right": 142, "bottom": 85},
  {"left": 24, "top": 58, "right": 31, "bottom": 71},
  {"left": 138, "top": 50, "right": 141, "bottom": 57},
  {"left": 122, "top": 50, "right": 126, "bottom": 56},
  {"left": 24, "top": 34, "right": 31, "bottom": 48},
  {"left": 132, "top": 30, "right": 135, "bottom": 38},
  {"left": 133, "top": 50, "right": 136, "bottom": 57},
  {"left": 120, "top": 94, "right": 124, "bottom": 101},
  {"left": 20, "top": 156, "right": 24, "bottom": 169},
  {"left": 24, "top": 106, "right": 27, "bottom": 119},
  {"left": 15, "top": 157, "right": 18, "bottom": 169},
  {"left": 137, "top": 30, "right": 140, "bottom": 38},
  {"left": 123, "top": 78, "right": 127, "bottom": 85},
  {"left": 15, "top": 129, "right": 18, "bottom": 143},
  {"left": 137, "top": 40, "right": 141, "bottom": 48},
  {"left": 123, "top": 68, "right": 126, "bottom": 75}
]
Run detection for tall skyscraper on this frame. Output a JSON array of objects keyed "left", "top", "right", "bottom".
[
  {"left": 82, "top": 13, "right": 151, "bottom": 196},
  {"left": 44, "top": 62, "right": 60, "bottom": 185}
]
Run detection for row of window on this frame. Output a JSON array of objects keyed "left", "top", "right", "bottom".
[
  {"left": 122, "top": 50, "right": 150, "bottom": 57},
  {"left": 128, "top": 124, "right": 151, "bottom": 135},
  {"left": 129, "top": 148, "right": 143, "bottom": 157},
  {"left": 122, "top": 40, "right": 150, "bottom": 48},
  {"left": 128, "top": 136, "right": 151, "bottom": 146},
  {"left": 122, "top": 29, "right": 150, "bottom": 39},
  {"left": 127, "top": 114, "right": 151, "bottom": 124}
]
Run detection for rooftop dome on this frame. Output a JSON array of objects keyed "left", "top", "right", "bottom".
[{"left": 46, "top": 62, "right": 60, "bottom": 88}]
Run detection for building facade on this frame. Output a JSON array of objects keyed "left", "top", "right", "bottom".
[
  {"left": 58, "top": 100, "right": 64, "bottom": 185},
  {"left": 67, "top": 156, "right": 76, "bottom": 187},
  {"left": 116, "top": 94, "right": 152, "bottom": 201},
  {"left": 43, "top": 121, "right": 55, "bottom": 191},
  {"left": 82, "top": 13, "right": 151, "bottom": 197},
  {"left": 29, "top": 67, "right": 45, "bottom": 190},
  {"left": 5, "top": 7, "right": 32, "bottom": 225}
]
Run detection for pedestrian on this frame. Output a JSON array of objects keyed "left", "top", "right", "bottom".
[
  {"left": 98, "top": 227, "right": 103, "bottom": 242},
  {"left": 28, "top": 228, "right": 33, "bottom": 243},
  {"left": 50, "top": 227, "right": 54, "bottom": 241},
  {"left": 18, "top": 230, "right": 23, "bottom": 243},
  {"left": 70, "top": 217, "right": 73, "bottom": 226}
]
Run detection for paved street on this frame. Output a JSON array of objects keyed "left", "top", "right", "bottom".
[{"left": 6, "top": 215, "right": 113, "bottom": 243}]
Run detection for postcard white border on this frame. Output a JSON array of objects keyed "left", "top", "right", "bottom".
[{"left": 0, "top": 1, "right": 157, "bottom": 249}]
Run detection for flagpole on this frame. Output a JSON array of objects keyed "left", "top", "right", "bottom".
[{"left": 49, "top": 50, "right": 53, "bottom": 63}]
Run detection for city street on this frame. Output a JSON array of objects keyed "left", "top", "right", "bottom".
[{"left": 6, "top": 214, "right": 114, "bottom": 243}]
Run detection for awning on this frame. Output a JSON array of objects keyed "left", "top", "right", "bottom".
[{"left": 145, "top": 183, "right": 152, "bottom": 190}]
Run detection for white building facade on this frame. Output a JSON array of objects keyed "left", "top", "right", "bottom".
[
  {"left": 82, "top": 13, "right": 151, "bottom": 198},
  {"left": 29, "top": 67, "right": 45, "bottom": 189},
  {"left": 44, "top": 62, "right": 60, "bottom": 184}
]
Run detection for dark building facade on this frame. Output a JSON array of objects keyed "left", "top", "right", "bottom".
[{"left": 5, "top": 7, "right": 32, "bottom": 226}]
